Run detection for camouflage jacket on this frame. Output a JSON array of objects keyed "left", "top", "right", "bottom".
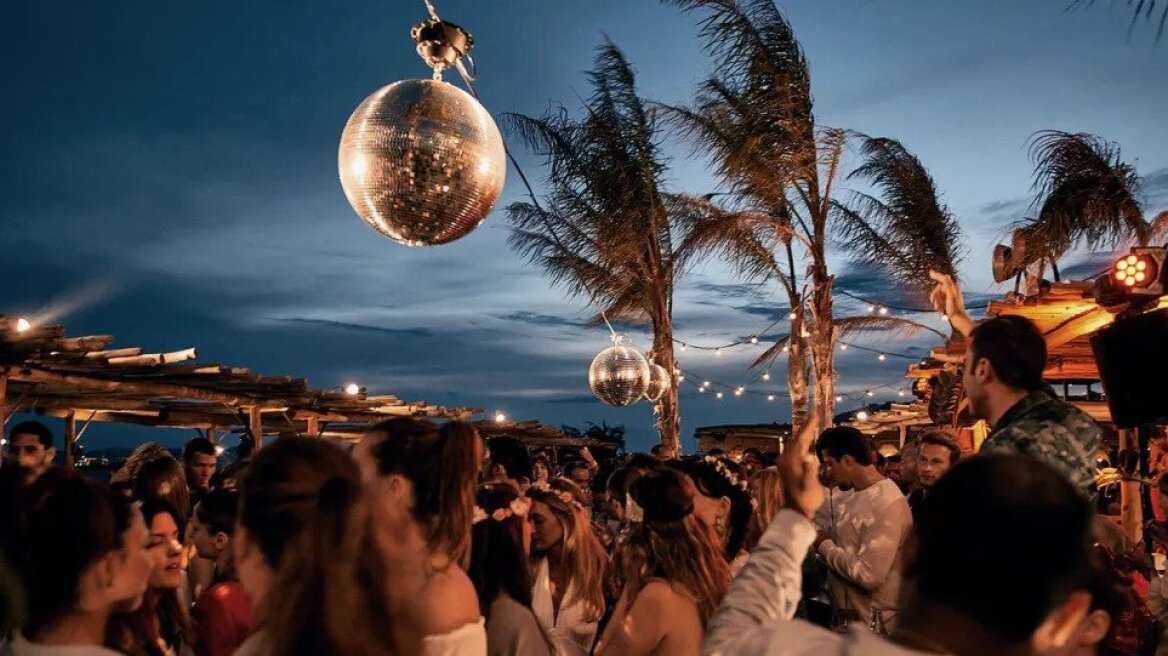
[{"left": 980, "top": 389, "right": 1102, "bottom": 496}]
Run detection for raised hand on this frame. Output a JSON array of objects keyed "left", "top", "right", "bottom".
[
  {"left": 928, "top": 270, "right": 974, "bottom": 337},
  {"left": 780, "top": 416, "right": 823, "bottom": 519}
]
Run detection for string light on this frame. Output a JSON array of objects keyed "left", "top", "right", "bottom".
[
  {"left": 15, "top": 318, "right": 31, "bottom": 333},
  {"left": 703, "top": 381, "right": 711, "bottom": 388},
  {"left": 856, "top": 411, "right": 869, "bottom": 421},
  {"left": 878, "top": 306, "right": 889, "bottom": 315},
  {"left": 835, "top": 395, "right": 842, "bottom": 402},
  {"left": 750, "top": 335, "right": 759, "bottom": 344},
  {"left": 716, "top": 392, "right": 724, "bottom": 399},
  {"left": 787, "top": 312, "right": 796, "bottom": 320},
  {"left": 897, "top": 390, "right": 906, "bottom": 397},
  {"left": 866, "top": 304, "right": 876, "bottom": 314},
  {"left": 736, "top": 385, "right": 745, "bottom": 394},
  {"left": 715, "top": 348, "right": 722, "bottom": 357},
  {"left": 494, "top": 411, "right": 507, "bottom": 423},
  {"left": 878, "top": 353, "right": 887, "bottom": 361},
  {"left": 782, "top": 345, "right": 790, "bottom": 353},
  {"left": 680, "top": 343, "right": 687, "bottom": 352},
  {"left": 344, "top": 383, "right": 361, "bottom": 396},
  {"left": 767, "top": 395, "right": 775, "bottom": 401},
  {"left": 762, "top": 372, "right": 771, "bottom": 381},
  {"left": 866, "top": 390, "right": 875, "bottom": 397},
  {"left": 839, "top": 343, "right": 848, "bottom": 351},
  {"left": 698, "top": 386, "right": 706, "bottom": 393}
]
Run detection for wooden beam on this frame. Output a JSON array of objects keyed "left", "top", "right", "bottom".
[
  {"left": 204, "top": 428, "right": 215, "bottom": 444},
  {"left": 10, "top": 367, "right": 281, "bottom": 408},
  {"left": 249, "top": 406, "right": 264, "bottom": 451},
  {"left": 305, "top": 415, "right": 319, "bottom": 438},
  {"left": 64, "top": 410, "right": 76, "bottom": 469},
  {"left": 1120, "top": 428, "right": 1143, "bottom": 545}
]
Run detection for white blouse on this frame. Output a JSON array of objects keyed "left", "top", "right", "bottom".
[
  {"left": 421, "top": 618, "right": 488, "bottom": 656},
  {"left": 530, "top": 559, "right": 598, "bottom": 656}
]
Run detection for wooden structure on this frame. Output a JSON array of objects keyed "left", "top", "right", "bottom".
[
  {"left": 0, "top": 315, "right": 479, "bottom": 465},
  {"left": 695, "top": 423, "right": 792, "bottom": 457}
]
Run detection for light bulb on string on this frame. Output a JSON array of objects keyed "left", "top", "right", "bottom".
[
  {"left": 878, "top": 306, "right": 889, "bottom": 316},
  {"left": 698, "top": 386, "right": 706, "bottom": 393},
  {"left": 782, "top": 345, "right": 790, "bottom": 354},
  {"left": 344, "top": 383, "right": 362, "bottom": 396},
  {"left": 866, "top": 390, "right": 875, "bottom": 397},
  {"left": 15, "top": 318, "right": 31, "bottom": 333},
  {"left": 680, "top": 343, "right": 687, "bottom": 352},
  {"left": 750, "top": 335, "right": 759, "bottom": 344},
  {"left": 866, "top": 305, "right": 876, "bottom": 314},
  {"left": 716, "top": 392, "right": 724, "bottom": 400},
  {"left": 878, "top": 353, "right": 887, "bottom": 361},
  {"left": 715, "top": 348, "right": 722, "bottom": 358},
  {"left": 835, "top": 395, "right": 842, "bottom": 402},
  {"left": 494, "top": 411, "right": 507, "bottom": 423},
  {"left": 762, "top": 372, "right": 770, "bottom": 381},
  {"left": 735, "top": 386, "right": 744, "bottom": 396},
  {"left": 856, "top": 411, "right": 869, "bottom": 421},
  {"left": 897, "top": 390, "right": 906, "bottom": 397},
  {"left": 767, "top": 395, "right": 775, "bottom": 401},
  {"left": 702, "top": 381, "right": 710, "bottom": 388},
  {"left": 839, "top": 343, "right": 848, "bottom": 351}
]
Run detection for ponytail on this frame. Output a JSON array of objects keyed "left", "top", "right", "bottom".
[
  {"left": 370, "top": 418, "right": 481, "bottom": 569},
  {"left": 266, "top": 475, "right": 395, "bottom": 656}
]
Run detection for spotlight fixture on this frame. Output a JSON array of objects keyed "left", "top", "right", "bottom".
[{"left": 344, "top": 383, "right": 362, "bottom": 396}]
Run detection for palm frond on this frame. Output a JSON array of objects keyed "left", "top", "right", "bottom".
[
  {"left": 1027, "top": 131, "right": 1149, "bottom": 258},
  {"left": 504, "top": 41, "right": 683, "bottom": 324},
  {"left": 833, "top": 136, "right": 964, "bottom": 297},
  {"left": 665, "top": 192, "right": 790, "bottom": 287},
  {"left": 1149, "top": 210, "right": 1168, "bottom": 243},
  {"left": 1069, "top": 0, "right": 1168, "bottom": 40},
  {"left": 749, "top": 315, "right": 940, "bottom": 370}
]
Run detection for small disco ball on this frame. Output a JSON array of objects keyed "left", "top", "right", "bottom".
[
  {"left": 589, "top": 339, "right": 651, "bottom": 407},
  {"left": 338, "top": 78, "right": 507, "bottom": 246},
  {"left": 643, "top": 363, "right": 671, "bottom": 403}
]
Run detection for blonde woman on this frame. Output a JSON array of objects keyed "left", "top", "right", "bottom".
[
  {"left": 595, "top": 468, "right": 730, "bottom": 656},
  {"left": 745, "top": 467, "right": 784, "bottom": 552},
  {"left": 526, "top": 479, "right": 608, "bottom": 656}
]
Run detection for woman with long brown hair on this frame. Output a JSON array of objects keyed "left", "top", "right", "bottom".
[
  {"left": 233, "top": 435, "right": 395, "bottom": 656},
  {"left": 358, "top": 418, "right": 485, "bottom": 655},
  {"left": 526, "top": 479, "right": 608, "bottom": 656},
  {"left": 594, "top": 468, "right": 730, "bottom": 656},
  {"left": 110, "top": 500, "right": 195, "bottom": 656}
]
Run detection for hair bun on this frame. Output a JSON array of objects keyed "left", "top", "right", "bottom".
[{"left": 629, "top": 469, "right": 694, "bottom": 525}]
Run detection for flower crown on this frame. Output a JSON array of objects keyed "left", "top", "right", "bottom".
[
  {"left": 529, "top": 481, "right": 586, "bottom": 512},
  {"left": 703, "top": 455, "right": 750, "bottom": 493},
  {"left": 472, "top": 497, "right": 532, "bottom": 525}
]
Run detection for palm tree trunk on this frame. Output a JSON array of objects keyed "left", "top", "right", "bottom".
[
  {"left": 651, "top": 314, "right": 681, "bottom": 455},
  {"left": 788, "top": 309, "right": 810, "bottom": 436},
  {"left": 809, "top": 268, "right": 836, "bottom": 429}
]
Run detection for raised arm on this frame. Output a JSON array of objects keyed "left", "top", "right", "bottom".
[{"left": 929, "top": 270, "right": 975, "bottom": 337}]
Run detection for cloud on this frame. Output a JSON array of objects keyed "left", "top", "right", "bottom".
[
  {"left": 268, "top": 317, "right": 435, "bottom": 339},
  {"left": 491, "top": 312, "right": 589, "bottom": 329}
]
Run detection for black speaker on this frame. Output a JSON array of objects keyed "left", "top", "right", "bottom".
[{"left": 1090, "top": 309, "right": 1168, "bottom": 428}]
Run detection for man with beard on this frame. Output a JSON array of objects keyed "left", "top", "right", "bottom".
[
  {"left": 930, "top": 271, "right": 1101, "bottom": 496},
  {"left": 4, "top": 421, "right": 55, "bottom": 485},
  {"left": 908, "top": 432, "right": 961, "bottom": 517},
  {"left": 813, "top": 427, "right": 912, "bottom": 631}
]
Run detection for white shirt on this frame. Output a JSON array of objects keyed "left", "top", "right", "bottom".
[
  {"left": 421, "top": 618, "right": 488, "bottom": 656},
  {"left": 531, "top": 558, "right": 598, "bottom": 656},
  {"left": 703, "top": 510, "right": 941, "bottom": 656},
  {"left": 817, "top": 479, "right": 911, "bottom": 626}
]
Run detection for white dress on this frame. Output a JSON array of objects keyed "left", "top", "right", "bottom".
[
  {"left": 421, "top": 618, "right": 488, "bottom": 656},
  {"left": 530, "top": 559, "right": 598, "bottom": 656}
]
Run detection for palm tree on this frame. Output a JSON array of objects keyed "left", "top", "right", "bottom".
[
  {"left": 832, "top": 136, "right": 966, "bottom": 296},
  {"left": 504, "top": 42, "right": 693, "bottom": 453},
  {"left": 1023, "top": 131, "right": 1153, "bottom": 279},
  {"left": 660, "top": 0, "right": 867, "bottom": 430}
]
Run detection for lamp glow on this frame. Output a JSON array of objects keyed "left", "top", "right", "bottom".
[
  {"left": 856, "top": 411, "right": 869, "bottom": 421},
  {"left": 344, "top": 383, "right": 361, "bottom": 396},
  {"left": 15, "top": 318, "right": 31, "bottom": 333}
]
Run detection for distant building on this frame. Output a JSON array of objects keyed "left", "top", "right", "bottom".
[{"left": 695, "top": 423, "right": 791, "bottom": 458}]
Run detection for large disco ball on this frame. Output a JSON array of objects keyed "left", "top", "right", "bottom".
[
  {"left": 338, "top": 78, "right": 507, "bottom": 246},
  {"left": 589, "top": 340, "right": 652, "bottom": 407},
  {"left": 643, "top": 363, "right": 672, "bottom": 403}
]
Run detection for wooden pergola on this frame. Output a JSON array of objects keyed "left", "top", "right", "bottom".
[{"left": 0, "top": 314, "right": 480, "bottom": 466}]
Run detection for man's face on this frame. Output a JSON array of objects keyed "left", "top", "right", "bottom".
[
  {"left": 963, "top": 346, "right": 991, "bottom": 421},
  {"left": 8, "top": 434, "right": 54, "bottom": 482},
  {"left": 818, "top": 454, "right": 852, "bottom": 491},
  {"left": 186, "top": 453, "right": 217, "bottom": 490},
  {"left": 569, "top": 467, "right": 592, "bottom": 491},
  {"left": 917, "top": 443, "right": 954, "bottom": 488}
]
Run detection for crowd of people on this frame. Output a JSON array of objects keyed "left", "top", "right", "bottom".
[{"left": 0, "top": 274, "right": 1165, "bottom": 655}]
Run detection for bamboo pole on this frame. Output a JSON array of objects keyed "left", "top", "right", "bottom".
[
  {"left": 1120, "top": 428, "right": 1143, "bottom": 545},
  {"left": 305, "top": 416, "right": 319, "bottom": 438},
  {"left": 204, "top": 428, "right": 215, "bottom": 444},
  {"left": 248, "top": 407, "right": 264, "bottom": 451},
  {"left": 64, "top": 410, "right": 76, "bottom": 469}
]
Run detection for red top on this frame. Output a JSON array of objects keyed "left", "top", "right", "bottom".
[{"left": 192, "top": 580, "right": 255, "bottom": 656}]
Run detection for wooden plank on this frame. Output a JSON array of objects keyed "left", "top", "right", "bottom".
[
  {"left": 306, "top": 416, "right": 319, "bottom": 438},
  {"left": 1120, "top": 428, "right": 1143, "bottom": 544},
  {"left": 83, "top": 347, "right": 144, "bottom": 360},
  {"left": 10, "top": 367, "right": 276, "bottom": 408}
]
